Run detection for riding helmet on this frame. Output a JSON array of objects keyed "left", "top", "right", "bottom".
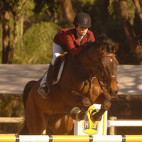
[{"left": 73, "top": 12, "right": 91, "bottom": 28}]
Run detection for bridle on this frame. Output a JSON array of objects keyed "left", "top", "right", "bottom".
[
  {"left": 85, "top": 51, "right": 118, "bottom": 98},
  {"left": 98, "top": 53, "right": 117, "bottom": 82},
  {"left": 72, "top": 48, "right": 118, "bottom": 100},
  {"left": 86, "top": 50, "right": 117, "bottom": 79}
]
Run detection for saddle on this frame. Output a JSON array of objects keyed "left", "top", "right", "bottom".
[{"left": 53, "top": 53, "right": 68, "bottom": 82}]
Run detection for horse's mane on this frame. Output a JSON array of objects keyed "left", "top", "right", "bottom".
[
  {"left": 65, "top": 33, "right": 116, "bottom": 80},
  {"left": 94, "top": 33, "right": 115, "bottom": 53}
]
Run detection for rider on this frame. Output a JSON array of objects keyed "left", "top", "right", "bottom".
[{"left": 38, "top": 12, "right": 95, "bottom": 98}]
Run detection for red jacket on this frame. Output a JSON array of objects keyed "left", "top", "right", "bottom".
[{"left": 53, "top": 28, "right": 95, "bottom": 55}]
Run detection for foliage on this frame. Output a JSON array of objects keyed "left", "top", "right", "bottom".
[
  {"left": 72, "top": 0, "right": 139, "bottom": 64},
  {"left": 33, "top": 0, "right": 62, "bottom": 21},
  {"left": 0, "top": 0, "right": 141, "bottom": 119},
  {"left": 13, "top": 22, "right": 60, "bottom": 64},
  {"left": 0, "top": 94, "right": 23, "bottom": 117},
  {"left": 108, "top": 0, "right": 135, "bottom": 25},
  {"left": 0, "top": 25, "right": 2, "bottom": 61},
  {"left": 0, "top": 0, "right": 141, "bottom": 64}
]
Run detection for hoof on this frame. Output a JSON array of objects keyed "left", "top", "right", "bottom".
[
  {"left": 70, "top": 107, "right": 87, "bottom": 121},
  {"left": 77, "top": 110, "right": 87, "bottom": 120},
  {"left": 90, "top": 109, "right": 102, "bottom": 124},
  {"left": 70, "top": 107, "right": 81, "bottom": 120}
]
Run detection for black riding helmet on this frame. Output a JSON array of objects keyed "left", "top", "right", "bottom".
[{"left": 73, "top": 12, "right": 91, "bottom": 28}]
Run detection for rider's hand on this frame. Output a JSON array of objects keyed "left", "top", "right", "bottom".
[{"left": 82, "top": 39, "right": 92, "bottom": 49}]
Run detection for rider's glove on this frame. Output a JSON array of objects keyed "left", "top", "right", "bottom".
[{"left": 82, "top": 39, "right": 92, "bottom": 49}]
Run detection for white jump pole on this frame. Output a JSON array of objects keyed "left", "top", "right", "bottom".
[{"left": 108, "top": 120, "right": 142, "bottom": 127}]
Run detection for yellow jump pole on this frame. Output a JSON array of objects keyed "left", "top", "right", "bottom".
[
  {"left": 0, "top": 135, "right": 17, "bottom": 142},
  {"left": 51, "top": 135, "right": 91, "bottom": 142},
  {"left": 125, "top": 135, "right": 142, "bottom": 142}
]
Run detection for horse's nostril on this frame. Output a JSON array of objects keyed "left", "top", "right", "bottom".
[{"left": 110, "top": 89, "right": 118, "bottom": 97}]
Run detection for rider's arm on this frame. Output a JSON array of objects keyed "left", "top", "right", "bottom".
[
  {"left": 64, "top": 33, "right": 83, "bottom": 56},
  {"left": 87, "top": 30, "right": 95, "bottom": 42},
  {"left": 64, "top": 30, "right": 95, "bottom": 56}
]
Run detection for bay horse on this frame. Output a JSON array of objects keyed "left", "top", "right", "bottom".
[{"left": 19, "top": 33, "right": 119, "bottom": 135}]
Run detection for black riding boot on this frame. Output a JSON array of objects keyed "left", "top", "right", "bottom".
[
  {"left": 38, "top": 64, "right": 54, "bottom": 98},
  {"left": 46, "top": 63, "right": 54, "bottom": 94}
]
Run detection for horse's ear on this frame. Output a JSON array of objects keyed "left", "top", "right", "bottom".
[
  {"left": 99, "top": 44, "right": 105, "bottom": 54},
  {"left": 113, "top": 43, "right": 119, "bottom": 53}
]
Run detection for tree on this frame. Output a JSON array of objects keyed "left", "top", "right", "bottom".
[
  {"left": 133, "top": 0, "right": 142, "bottom": 26},
  {"left": 0, "top": 1, "right": 10, "bottom": 63},
  {"left": 0, "top": 0, "right": 21, "bottom": 63},
  {"left": 58, "top": 0, "right": 76, "bottom": 23},
  {"left": 34, "top": 0, "right": 76, "bottom": 23},
  {"left": 119, "top": 0, "right": 142, "bottom": 64},
  {"left": 0, "top": 0, "right": 34, "bottom": 64}
]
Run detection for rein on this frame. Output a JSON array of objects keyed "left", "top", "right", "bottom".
[
  {"left": 86, "top": 52, "right": 117, "bottom": 98},
  {"left": 71, "top": 49, "right": 117, "bottom": 101},
  {"left": 97, "top": 53, "right": 117, "bottom": 100},
  {"left": 98, "top": 53, "right": 117, "bottom": 81}
]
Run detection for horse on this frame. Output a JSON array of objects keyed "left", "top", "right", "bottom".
[{"left": 19, "top": 33, "right": 119, "bottom": 135}]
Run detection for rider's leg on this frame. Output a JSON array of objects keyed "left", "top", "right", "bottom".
[
  {"left": 38, "top": 42, "right": 64, "bottom": 98},
  {"left": 45, "top": 63, "right": 54, "bottom": 94}
]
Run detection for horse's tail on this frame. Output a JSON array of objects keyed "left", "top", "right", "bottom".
[
  {"left": 18, "top": 120, "right": 29, "bottom": 135},
  {"left": 18, "top": 80, "right": 37, "bottom": 135}
]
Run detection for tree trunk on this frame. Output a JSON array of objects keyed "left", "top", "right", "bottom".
[
  {"left": 133, "top": 0, "right": 142, "bottom": 26},
  {"left": 2, "top": 11, "right": 10, "bottom": 64},
  {"left": 20, "top": 16, "right": 24, "bottom": 50},
  {"left": 8, "top": 14, "right": 18, "bottom": 64},
  {"left": 59, "top": 0, "right": 76, "bottom": 23},
  {"left": 119, "top": 0, "right": 142, "bottom": 64}
]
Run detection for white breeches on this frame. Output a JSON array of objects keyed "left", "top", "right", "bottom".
[
  {"left": 40, "top": 42, "right": 64, "bottom": 86},
  {"left": 51, "top": 42, "right": 64, "bottom": 65}
]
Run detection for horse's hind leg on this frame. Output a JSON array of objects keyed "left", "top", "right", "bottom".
[
  {"left": 47, "top": 114, "right": 73, "bottom": 135},
  {"left": 25, "top": 94, "right": 47, "bottom": 135}
]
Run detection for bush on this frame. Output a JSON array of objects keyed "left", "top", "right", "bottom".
[
  {"left": 13, "top": 22, "right": 60, "bottom": 64},
  {"left": 0, "top": 94, "right": 23, "bottom": 117}
]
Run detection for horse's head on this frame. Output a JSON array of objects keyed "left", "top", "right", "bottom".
[
  {"left": 95, "top": 34, "right": 119, "bottom": 98},
  {"left": 86, "top": 33, "right": 119, "bottom": 98},
  {"left": 98, "top": 42, "right": 119, "bottom": 98}
]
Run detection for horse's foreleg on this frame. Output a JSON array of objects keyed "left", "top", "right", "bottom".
[
  {"left": 90, "top": 99, "right": 111, "bottom": 123},
  {"left": 70, "top": 107, "right": 87, "bottom": 121},
  {"left": 69, "top": 96, "right": 91, "bottom": 121}
]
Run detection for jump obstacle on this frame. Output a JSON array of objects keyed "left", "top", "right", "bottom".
[
  {"left": 0, "top": 135, "right": 142, "bottom": 142},
  {"left": 0, "top": 106, "right": 142, "bottom": 142}
]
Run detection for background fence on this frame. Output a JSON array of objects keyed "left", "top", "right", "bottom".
[{"left": 0, "top": 64, "right": 142, "bottom": 134}]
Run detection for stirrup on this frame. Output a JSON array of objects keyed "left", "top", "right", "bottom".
[{"left": 38, "top": 84, "right": 48, "bottom": 99}]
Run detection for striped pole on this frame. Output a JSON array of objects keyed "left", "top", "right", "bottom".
[{"left": 0, "top": 135, "right": 142, "bottom": 142}]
